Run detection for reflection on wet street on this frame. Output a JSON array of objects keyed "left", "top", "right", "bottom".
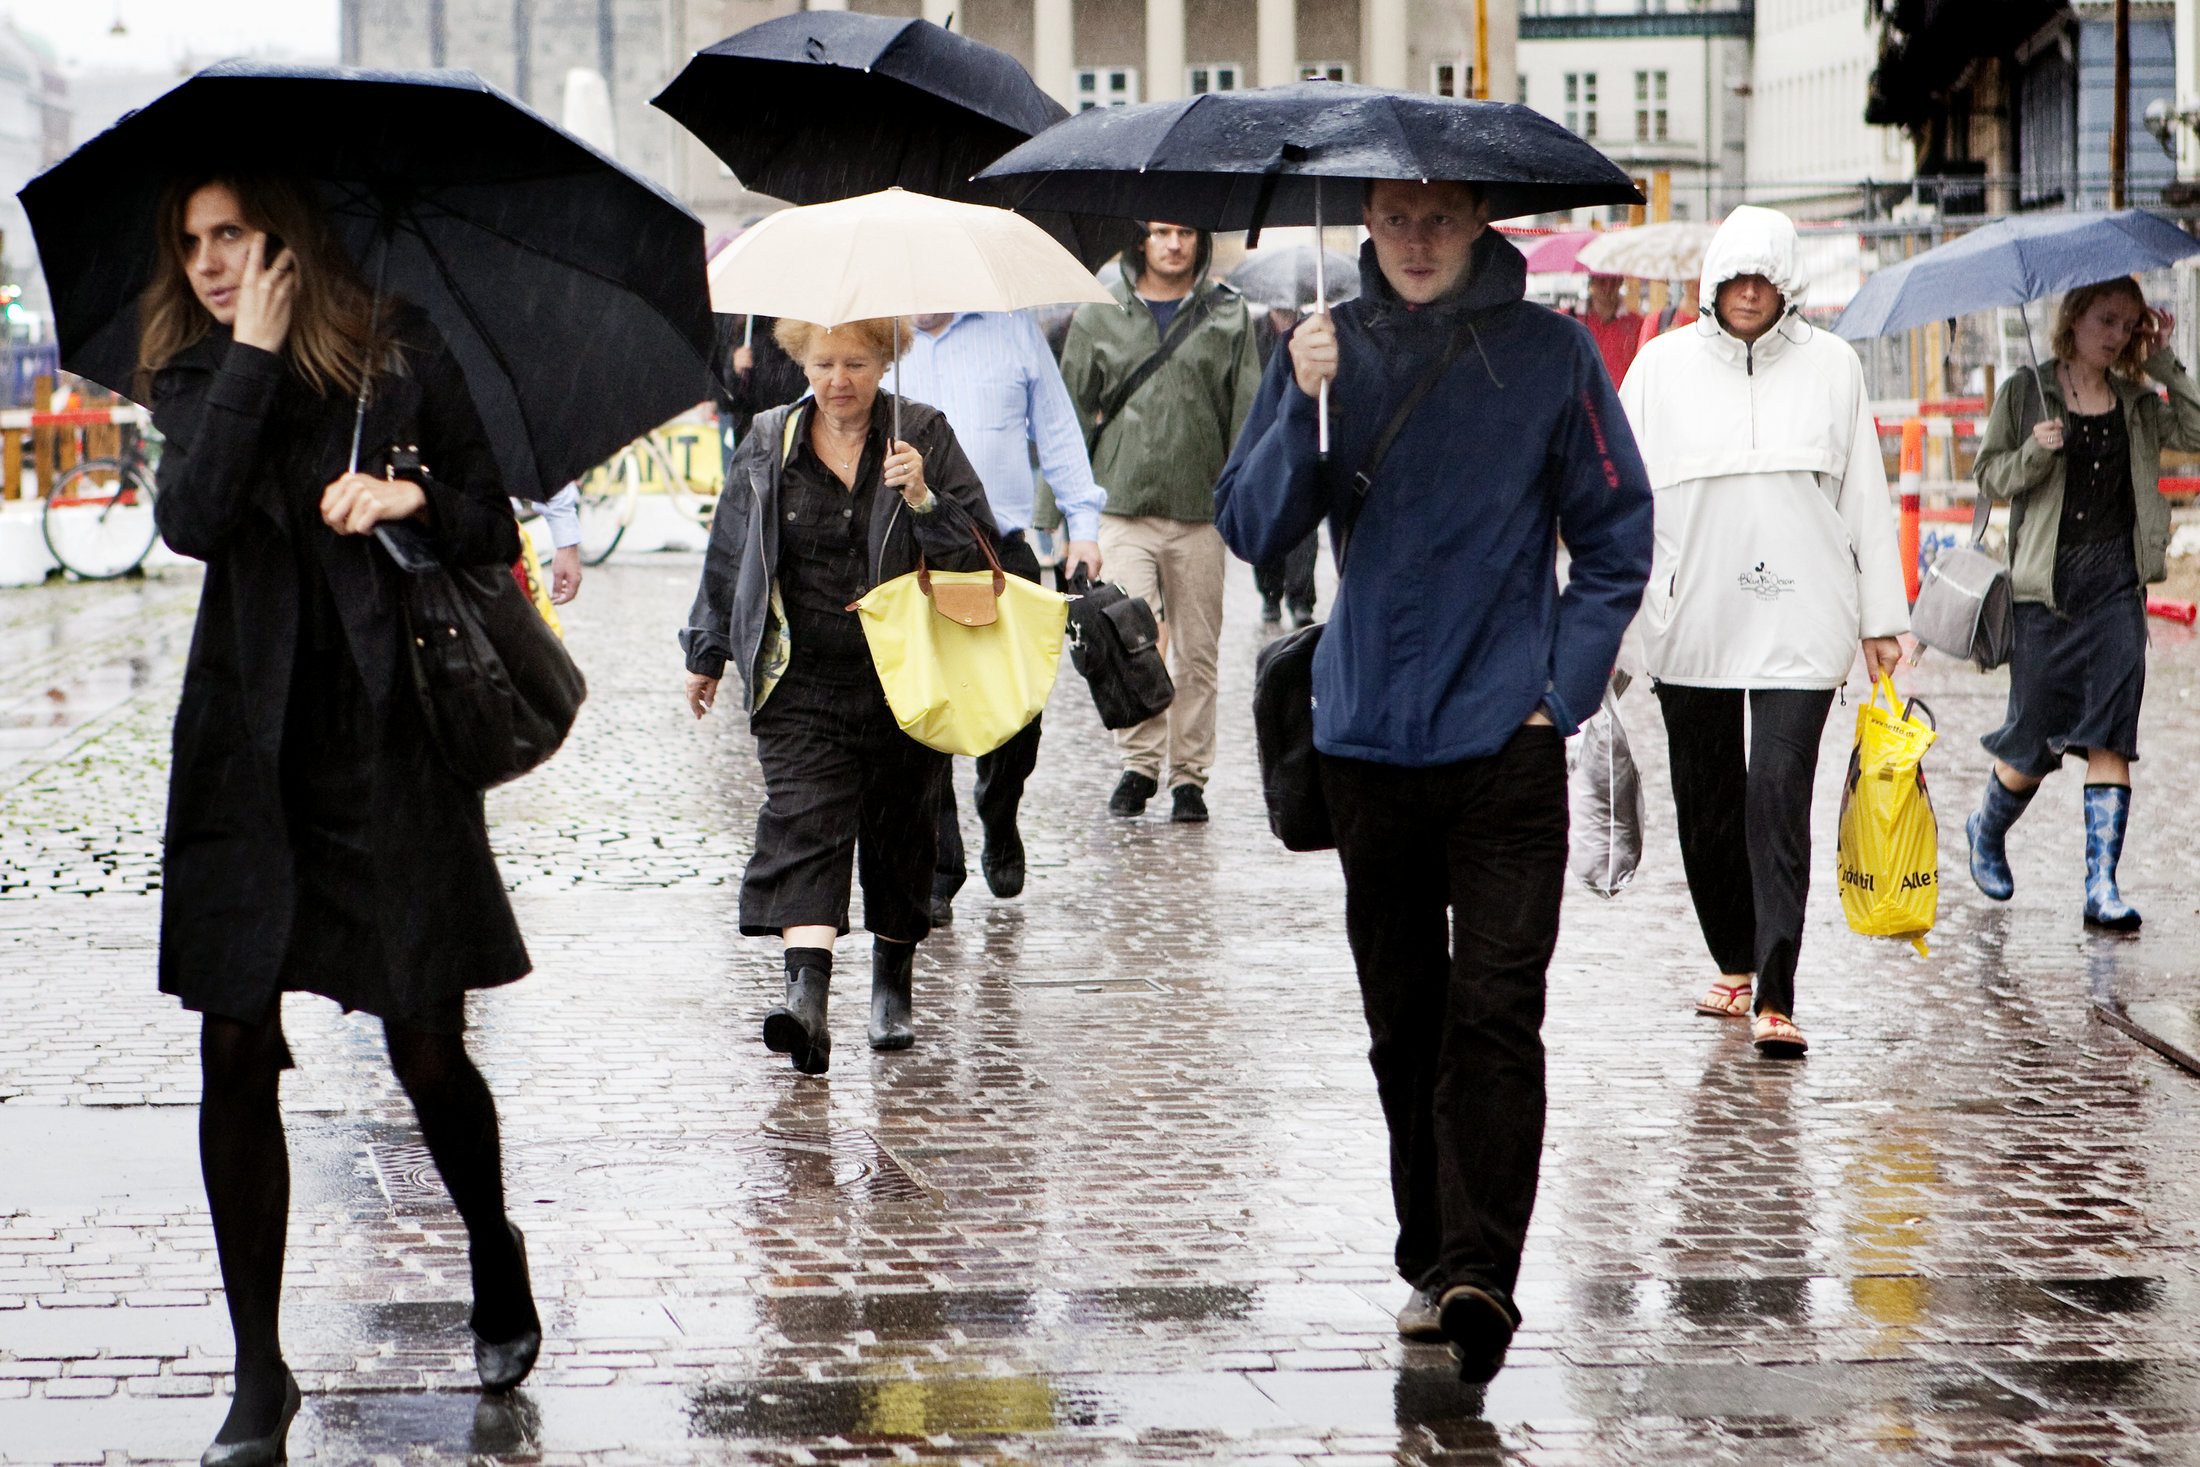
[{"left": 7, "top": 555, "right": 2200, "bottom": 1463}]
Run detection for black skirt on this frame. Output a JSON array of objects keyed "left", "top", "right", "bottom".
[{"left": 1980, "top": 538, "right": 2147, "bottom": 778}]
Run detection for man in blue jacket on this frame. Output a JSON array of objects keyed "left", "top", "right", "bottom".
[{"left": 1215, "top": 179, "right": 1653, "bottom": 1384}]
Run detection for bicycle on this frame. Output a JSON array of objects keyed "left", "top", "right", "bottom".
[
  {"left": 44, "top": 424, "right": 162, "bottom": 581},
  {"left": 576, "top": 420, "right": 722, "bottom": 566}
]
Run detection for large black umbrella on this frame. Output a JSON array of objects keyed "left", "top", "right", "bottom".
[
  {"left": 976, "top": 81, "right": 1644, "bottom": 230},
  {"left": 23, "top": 60, "right": 713, "bottom": 500},
  {"left": 654, "top": 12, "right": 1135, "bottom": 268}
]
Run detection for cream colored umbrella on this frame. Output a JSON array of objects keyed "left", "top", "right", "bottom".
[
  {"left": 1575, "top": 221, "right": 1719, "bottom": 280},
  {"left": 708, "top": 186, "right": 1114, "bottom": 325},
  {"left": 710, "top": 188, "right": 1116, "bottom": 440}
]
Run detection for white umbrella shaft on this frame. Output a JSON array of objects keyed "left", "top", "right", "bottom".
[{"left": 1314, "top": 183, "right": 1330, "bottom": 459}]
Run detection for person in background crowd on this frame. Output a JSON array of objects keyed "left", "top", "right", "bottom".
[
  {"left": 889, "top": 310, "right": 1105, "bottom": 924},
  {"left": 1967, "top": 276, "right": 2200, "bottom": 932},
  {"left": 1216, "top": 178, "right": 1653, "bottom": 1385},
  {"left": 1249, "top": 302, "right": 1319, "bottom": 629},
  {"left": 1061, "top": 221, "right": 1261, "bottom": 823},
  {"left": 147, "top": 175, "right": 544, "bottom": 1463},
  {"left": 1618, "top": 205, "right": 1908, "bottom": 1059},
  {"left": 1573, "top": 271, "right": 1642, "bottom": 386},
  {"left": 681, "top": 317, "right": 999, "bottom": 1071},
  {"left": 513, "top": 482, "right": 584, "bottom": 603},
  {"left": 1636, "top": 278, "right": 1700, "bottom": 350},
  {"left": 712, "top": 312, "right": 809, "bottom": 484}
]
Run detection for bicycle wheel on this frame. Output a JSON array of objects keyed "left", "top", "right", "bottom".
[
  {"left": 44, "top": 458, "right": 161, "bottom": 580},
  {"left": 576, "top": 458, "right": 635, "bottom": 566}
]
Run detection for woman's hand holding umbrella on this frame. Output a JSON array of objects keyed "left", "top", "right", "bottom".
[{"left": 883, "top": 440, "right": 930, "bottom": 508}]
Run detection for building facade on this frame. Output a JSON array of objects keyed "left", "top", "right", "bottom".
[
  {"left": 1514, "top": 2, "right": 1751, "bottom": 223},
  {"left": 1748, "top": 0, "right": 1911, "bottom": 218}
]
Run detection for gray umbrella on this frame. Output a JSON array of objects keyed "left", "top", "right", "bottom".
[{"left": 1227, "top": 246, "right": 1361, "bottom": 311}]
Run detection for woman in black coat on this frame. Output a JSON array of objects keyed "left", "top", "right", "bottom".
[
  {"left": 680, "top": 316, "right": 998, "bottom": 1075},
  {"left": 146, "top": 176, "right": 540, "bottom": 1466}
]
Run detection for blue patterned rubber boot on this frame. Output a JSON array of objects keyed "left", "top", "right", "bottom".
[
  {"left": 1965, "top": 770, "right": 2035, "bottom": 902},
  {"left": 2082, "top": 783, "right": 2142, "bottom": 932}
]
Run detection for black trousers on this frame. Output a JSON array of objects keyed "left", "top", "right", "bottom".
[
  {"left": 1254, "top": 530, "right": 1318, "bottom": 616},
  {"left": 1321, "top": 726, "right": 1568, "bottom": 1307},
  {"left": 935, "top": 532, "right": 1045, "bottom": 900},
  {"left": 741, "top": 643, "right": 947, "bottom": 941},
  {"left": 1654, "top": 684, "right": 1836, "bottom": 1018}
]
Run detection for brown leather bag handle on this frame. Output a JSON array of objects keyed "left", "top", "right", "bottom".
[{"left": 915, "top": 522, "right": 1007, "bottom": 627}]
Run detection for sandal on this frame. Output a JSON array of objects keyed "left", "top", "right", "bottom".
[
  {"left": 1751, "top": 1011, "right": 1808, "bottom": 1058},
  {"left": 1695, "top": 980, "right": 1752, "bottom": 1018}
]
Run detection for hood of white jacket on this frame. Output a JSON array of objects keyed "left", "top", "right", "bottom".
[{"left": 1699, "top": 205, "right": 1809, "bottom": 308}]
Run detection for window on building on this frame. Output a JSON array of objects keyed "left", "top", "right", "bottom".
[
  {"left": 1434, "top": 60, "right": 1478, "bottom": 98},
  {"left": 1075, "top": 68, "right": 1139, "bottom": 110},
  {"left": 1632, "top": 70, "right": 1669, "bottom": 142},
  {"left": 1188, "top": 64, "right": 1242, "bottom": 95},
  {"left": 1563, "top": 72, "right": 1597, "bottom": 137},
  {"left": 1300, "top": 63, "right": 1352, "bottom": 83}
]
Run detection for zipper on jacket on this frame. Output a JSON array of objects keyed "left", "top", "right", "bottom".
[{"left": 1745, "top": 341, "right": 1757, "bottom": 449}]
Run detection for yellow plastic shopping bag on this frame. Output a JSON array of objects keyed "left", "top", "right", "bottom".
[
  {"left": 1835, "top": 675, "right": 1939, "bottom": 955},
  {"left": 853, "top": 548, "right": 1069, "bottom": 757}
]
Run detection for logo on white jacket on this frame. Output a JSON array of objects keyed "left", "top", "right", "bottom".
[{"left": 1736, "top": 562, "right": 1796, "bottom": 601}]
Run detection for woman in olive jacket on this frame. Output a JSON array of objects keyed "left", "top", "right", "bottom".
[
  {"left": 148, "top": 176, "right": 540, "bottom": 1465},
  {"left": 1967, "top": 276, "right": 2200, "bottom": 931}
]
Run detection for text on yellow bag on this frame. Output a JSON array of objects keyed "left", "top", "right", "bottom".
[{"left": 1835, "top": 674, "right": 1939, "bottom": 956}]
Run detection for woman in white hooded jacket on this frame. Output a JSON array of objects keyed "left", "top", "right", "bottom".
[{"left": 1618, "top": 206, "right": 1909, "bottom": 1058}]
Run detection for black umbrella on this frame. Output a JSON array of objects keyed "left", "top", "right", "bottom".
[
  {"left": 975, "top": 81, "right": 1644, "bottom": 231},
  {"left": 23, "top": 60, "right": 713, "bottom": 500},
  {"left": 654, "top": 12, "right": 1136, "bottom": 268}
]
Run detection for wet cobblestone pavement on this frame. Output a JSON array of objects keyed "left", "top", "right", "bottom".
[{"left": 10, "top": 553, "right": 2200, "bottom": 1464}]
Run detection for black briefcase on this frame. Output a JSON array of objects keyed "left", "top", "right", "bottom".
[
  {"left": 1064, "top": 572, "right": 1175, "bottom": 729},
  {"left": 1252, "top": 622, "right": 1332, "bottom": 851}
]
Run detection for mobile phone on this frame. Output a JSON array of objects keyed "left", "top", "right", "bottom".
[{"left": 261, "top": 233, "right": 286, "bottom": 269}]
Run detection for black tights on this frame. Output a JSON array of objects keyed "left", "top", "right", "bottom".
[{"left": 200, "top": 1004, "right": 533, "bottom": 1439}]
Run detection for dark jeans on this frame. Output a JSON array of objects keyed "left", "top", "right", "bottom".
[
  {"left": 1321, "top": 725, "right": 1568, "bottom": 1307},
  {"left": 936, "top": 532, "right": 1045, "bottom": 900},
  {"left": 1654, "top": 684, "right": 1836, "bottom": 1018},
  {"left": 1254, "top": 530, "right": 1318, "bottom": 616}
]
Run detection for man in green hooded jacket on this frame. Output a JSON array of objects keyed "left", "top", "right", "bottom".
[{"left": 1060, "top": 222, "right": 1262, "bottom": 823}]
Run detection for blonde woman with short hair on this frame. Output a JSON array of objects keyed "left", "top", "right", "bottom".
[{"left": 681, "top": 317, "right": 999, "bottom": 1071}]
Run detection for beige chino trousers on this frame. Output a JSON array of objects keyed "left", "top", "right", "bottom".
[{"left": 1097, "top": 514, "right": 1226, "bottom": 791}]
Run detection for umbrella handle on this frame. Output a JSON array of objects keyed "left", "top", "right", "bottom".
[{"left": 347, "top": 225, "right": 393, "bottom": 476}]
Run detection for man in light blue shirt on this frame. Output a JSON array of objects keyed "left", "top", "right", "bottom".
[{"left": 890, "top": 310, "right": 1107, "bottom": 921}]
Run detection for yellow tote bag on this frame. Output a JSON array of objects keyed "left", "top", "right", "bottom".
[
  {"left": 1835, "top": 675, "right": 1939, "bottom": 955},
  {"left": 852, "top": 534, "right": 1068, "bottom": 757}
]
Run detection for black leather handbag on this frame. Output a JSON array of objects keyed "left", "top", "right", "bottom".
[
  {"left": 375, "top": 452, "right": 586, "bottom": 790},
  {"left": 1250, "top": 321, "right": 1481, "bottom": 852},
  {"left": 1064, "top": 571, "right": 1175, "bottom": 729}
]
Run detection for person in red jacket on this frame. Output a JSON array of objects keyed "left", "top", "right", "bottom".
[{"left": 1572, "top": 272, "right": 1642, "bottom": 386}]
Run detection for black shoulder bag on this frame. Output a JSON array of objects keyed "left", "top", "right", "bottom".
[
  {"left": 1063, "top": 568, "right": 1176, "bottom": 729},
  {"left": 375, "top": 448, "right": 588, "bottom": 790},
  {"left": 1251, "top": 322, "right": 1481, "bottom": 851},
  {"left": 1088, "top": 290, "right": 1220, "bottom": 446}
]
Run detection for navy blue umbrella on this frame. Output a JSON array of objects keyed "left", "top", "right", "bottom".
[
  {"left": 23, "top": 60, "right": 713, "bottom": 499},
  {"left": 1834, "top": 209, "right": 2200, "bottom": 342}
]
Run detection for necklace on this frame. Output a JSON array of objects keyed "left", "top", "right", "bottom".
[{"left": 816, "top": 419, "right": 864, "bottom": 477}]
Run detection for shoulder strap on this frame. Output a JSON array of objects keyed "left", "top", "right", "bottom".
[
  {"left": 1092, "top": 289, "right": 1222, "bottom": 442},
  {"left": 1337, "top": 317, "right": 1484, "bottom": 564}
]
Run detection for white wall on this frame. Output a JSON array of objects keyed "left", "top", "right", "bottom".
[
  {"left": 1749, "top": 0, "right": 1910, "bottom": 207},
  {"left": 1518, "top": 33, "right": 1720, "bottom": 217}
]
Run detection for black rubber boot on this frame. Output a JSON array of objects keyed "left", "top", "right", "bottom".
[
  {"left": 868, "top": 939, "right": 915, "bottom": 1051},
  {"left": 763, "top": 948, "right": 832, "bottom": 1074}
]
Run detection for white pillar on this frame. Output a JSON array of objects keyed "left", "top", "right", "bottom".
[
  {"left": 1147, "top": 0, "right": 1185, "bottom": 101},
  {"left": 1258, "top": 0, "right": 1295, "bottom": 87},
  {"left": 923, "top": 0, "right": 958, "bottom": 31},
  {"left": 2179, "top": 0, "right": 2199, "bottom": 175},
  {"left": 1362, "top": 0, "right": 1407, "bottom": 91},
  {"left": 807, "top": 0, "right": 848, "bottom": 11},
  {"left": 1034, "top": 0, "right": 1075, "bottom": 108},
  {"left": 1484, "top": 0, "right": 1517, "bottom": 103}
]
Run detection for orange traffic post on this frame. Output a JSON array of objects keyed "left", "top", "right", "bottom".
[{"left": 1899, "top": 416, "right": 1925, "bottom": 603}]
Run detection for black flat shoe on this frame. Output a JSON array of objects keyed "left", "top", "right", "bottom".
[
  {"left": 200, "top": 1368, "right": 300, "bottom": 1467},
  {"left": 1108, "top": 771, "right": 1158, "bottom": 817},
  {"left": 473, "top": 1225, "right": 542, "bottom": 1393},
  {"left": 1438, "top": 1284, "right": 1516, "bottom": 1385},
  {"left": 1170, "top": 785, "right": 1209, "bottom": 824}
]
